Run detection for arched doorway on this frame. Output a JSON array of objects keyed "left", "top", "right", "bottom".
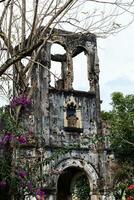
[{"left": 57, "top": 167, "right": 90, "bottom": 200}]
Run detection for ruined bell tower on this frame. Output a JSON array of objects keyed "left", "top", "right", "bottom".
[{"left": 30, "top": 28, "right": 109, "bottom": 200}]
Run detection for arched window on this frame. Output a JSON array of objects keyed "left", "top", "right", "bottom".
[
  {"left": 50, "top": 43, "right": 66, "bottom": 88},
  {"left": 73, "top": 47, "right": 89, "bottom": 91}
]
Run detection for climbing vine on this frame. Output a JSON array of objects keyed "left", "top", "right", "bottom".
[
  {"left": 0, "top": 95, "right": 49, "bottom": 199},
  {"left": 0, "top": 98, "right": 87, "bottom": 199}
]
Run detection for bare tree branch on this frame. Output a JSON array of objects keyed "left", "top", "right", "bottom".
[
  {"left": 0, "top": 0, "right": 134, "bottom": 102},
  {"left": 21, "top": 0, "right": 26, "bottom": 49},
  {"left": 0, "top": 0, "right": 11, "bottom": 27}
]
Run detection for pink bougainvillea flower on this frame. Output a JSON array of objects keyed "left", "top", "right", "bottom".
[
  {"left": 17, "top": 135, "right": 27, "bottom": 144},
  {"left": 10, "top": 95, "right": 31, "bottom": 108},
  {"left": 1, "top": 133, "right": 13, "bottom": 145},
  {"left": 36, "top": 189, "right": 45, "bottom": 200},
  {"left": 27, "top": 181, "right": 33, "bottom": 192},
  {"left": 0, "top": 180, "right": 7, "bottom": 188},
  {"left": 17, "top": 169, "right": 27, "bottom": 178}
]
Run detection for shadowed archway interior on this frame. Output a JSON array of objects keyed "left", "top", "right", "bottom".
[{"left": 57, "top": 167, "right": 90, "bottom": 200}]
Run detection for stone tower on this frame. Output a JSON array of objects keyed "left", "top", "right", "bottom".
[{"left": 26, "top": 29, "right": 110, "bottom": 200}]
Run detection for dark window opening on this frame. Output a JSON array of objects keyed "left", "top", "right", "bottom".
[{"left": 66, "top": 102, "right": 76, "bottom": 118}]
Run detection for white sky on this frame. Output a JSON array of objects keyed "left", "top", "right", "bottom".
[
  {"left": 98, "top": 22, "right": 134, "bottom": 110},
  {"left": 0, "top": 1, "right": 134, "bottom": 110}
]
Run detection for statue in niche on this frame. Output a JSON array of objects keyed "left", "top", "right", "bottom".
[
  {"left": 66, "top": 102, "right": 78, "bottom": 127},
  {"left": 64, "top": 96, "right": 82, "bottom": 129}
]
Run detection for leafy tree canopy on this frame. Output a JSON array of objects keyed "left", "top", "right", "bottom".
[{"left": 102, "top": 92, "right": 134, "bottom": 163}]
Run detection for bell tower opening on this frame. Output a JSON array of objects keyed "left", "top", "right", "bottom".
[
  {"left": 73, "top": 47, "right": 89, "bottom": 91},
  {"left": 50, "top": 43, "right": 66, "bottom": 88}
]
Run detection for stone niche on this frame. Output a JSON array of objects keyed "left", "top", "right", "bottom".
[{"left": 64, "top": 96, "right": 83, "bottom": 131}]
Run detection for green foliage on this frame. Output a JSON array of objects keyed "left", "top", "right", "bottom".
[
  {"left": 0, "top": 107, "right": 24, "bottom": 135},
  {"left": 0, "top": 107, "right": 34, "bottom": 199},
  {"left": 102, "top": 92, "right": 134, "bottom": 199},
  {"left": 0, "top": 107, "right": 15, "bottom": 132},
  {"left": 126, "top": 184, "right": 134, "bottom": 198},
  {"left": 114, "top": 164, "right": 134, "bottom": 185},
  {"left": 72, "top": 174, "right": 90, "bottom": 200},
  {"left": 101, "top": 110, "right": 112, "bottom": 121},
  {"left": 102, "top": 92, "right": 134, "bottom": 163}
]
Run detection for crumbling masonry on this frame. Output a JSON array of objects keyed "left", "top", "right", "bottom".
[{"left": 21, "top": 29, "right": 113, "bottom": 200}]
